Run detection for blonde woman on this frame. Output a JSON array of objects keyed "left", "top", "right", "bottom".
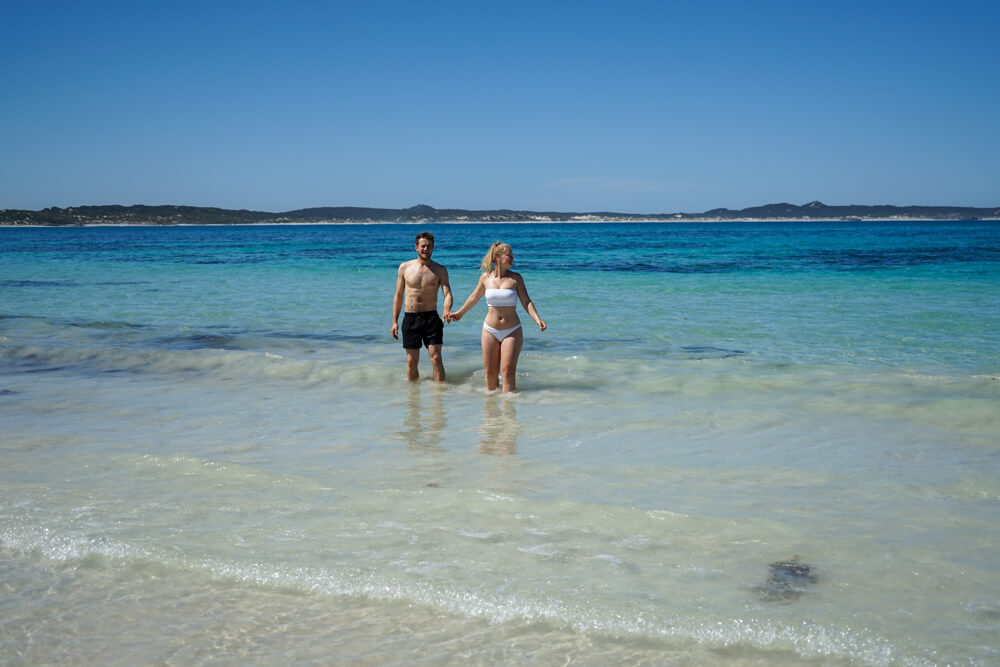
[{"left": 449, "top": 242, "right": 546, "bottom": 392}]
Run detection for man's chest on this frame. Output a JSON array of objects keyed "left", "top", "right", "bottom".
[{"left": 406, "top": 266, "right": 440, "bottom": 289}]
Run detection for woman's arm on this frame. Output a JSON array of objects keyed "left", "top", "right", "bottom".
[
  {"left": 448, "top": 274, "right": 486, "bottom": 321},
  {"left": 516, "top": 275, "right": 547, "bottom": 331}
]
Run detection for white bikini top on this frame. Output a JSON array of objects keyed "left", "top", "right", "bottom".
[{"left": 485, "top": 288, "right": 517, "bottom": 308}]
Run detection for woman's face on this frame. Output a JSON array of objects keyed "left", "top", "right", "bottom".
[{"left": 497, "top": 246, "right": 513, "bottom": 268}]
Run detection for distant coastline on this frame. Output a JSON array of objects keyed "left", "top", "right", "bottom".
[{"left": 1, "top": 201, "right": 998, "bottom": 226}]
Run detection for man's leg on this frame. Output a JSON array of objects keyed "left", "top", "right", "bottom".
[
  {"left": 427, "top": 344, "right": 445, "bottom": 382},
  {"left": 406, "top": 348, "right": 420, "bottom": 381}
]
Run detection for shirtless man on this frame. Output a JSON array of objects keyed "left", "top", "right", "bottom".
[{"left": 391, "top": 232, "right": 453, "bottom": 382}]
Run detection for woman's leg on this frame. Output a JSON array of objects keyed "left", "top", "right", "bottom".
[
  {"left": 499, "top": 327, "right": 523, "bottom": 393},
  {"left": 481, "top": 328, "right": 501, "bottom": 391}
]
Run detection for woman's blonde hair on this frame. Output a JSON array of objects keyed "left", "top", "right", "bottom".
[{"left": 479, "top": 241, "right": 511, "bottom": 275}]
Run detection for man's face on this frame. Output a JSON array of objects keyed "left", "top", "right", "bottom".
[{"left": 415, "top": 238, "right": 434, "bottom": 260}]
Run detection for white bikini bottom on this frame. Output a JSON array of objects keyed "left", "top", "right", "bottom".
[{"left": 483, "top": 322, "right": 522, "bottom": 342}]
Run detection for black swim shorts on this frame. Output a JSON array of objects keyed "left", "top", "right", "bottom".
[{"left": 401, "top": 311, "right": 444, "bottom": 349}]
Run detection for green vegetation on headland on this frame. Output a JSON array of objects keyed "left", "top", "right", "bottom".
[{"left": 1, "top": 201, "right": 997, "bottom": 226}]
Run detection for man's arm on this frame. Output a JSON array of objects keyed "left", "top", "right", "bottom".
[
  {"left": 391, "top": 264, "right": 406, "bottom": 339},
  {"left": 439, "top": 266, "right": 453, "bottom": 321}
]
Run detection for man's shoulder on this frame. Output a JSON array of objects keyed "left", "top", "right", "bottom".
[{"left": 401, "top": 258, "right": 442, "bottom": 270}]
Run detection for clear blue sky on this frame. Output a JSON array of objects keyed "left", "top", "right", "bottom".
[{"left": 2, "top": 1, "right": 997, "bottom": 213}]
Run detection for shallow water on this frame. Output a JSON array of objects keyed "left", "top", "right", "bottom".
[{"left": 2, "top": 222, "right": 999, "bottom": 665}]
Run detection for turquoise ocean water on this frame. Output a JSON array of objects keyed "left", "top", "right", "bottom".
[{"left": 1, "top": 221, "right": 998, "bottom": 665}]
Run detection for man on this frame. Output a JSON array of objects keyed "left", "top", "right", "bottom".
[{"left": 391, "top": 232, "right": 453, "bottom": 382}]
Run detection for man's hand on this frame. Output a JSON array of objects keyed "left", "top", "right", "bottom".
[{"left": 391, "top": 322, "right": 399, "bottom": 339}]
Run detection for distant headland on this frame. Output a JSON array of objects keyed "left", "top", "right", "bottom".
[{"left": 1, "top": 201, "right": 998, "bottom": 226}]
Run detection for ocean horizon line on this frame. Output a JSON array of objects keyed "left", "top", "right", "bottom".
[
  {"left": 5, "top": 217, "right": 1000, "bottom": 229},
  {"left": 2, "top": 200, "right": 999, "bottom": 227}
]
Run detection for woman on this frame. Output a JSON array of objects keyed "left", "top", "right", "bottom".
[{"left": 449, "top": 241, "right": 546, "bottom": 392}]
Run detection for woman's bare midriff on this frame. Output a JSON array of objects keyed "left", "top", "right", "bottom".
[{"left": 484, "top": 305, "right": 519, "bottom": 329}]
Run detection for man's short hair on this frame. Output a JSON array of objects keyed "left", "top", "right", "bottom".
[{"left": 415, "top": 232, "right": 434, "bottom": 246}]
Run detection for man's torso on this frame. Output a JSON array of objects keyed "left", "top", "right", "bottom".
[{"left": 403, "top": 260, "right": 443, "bottom": 312}]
